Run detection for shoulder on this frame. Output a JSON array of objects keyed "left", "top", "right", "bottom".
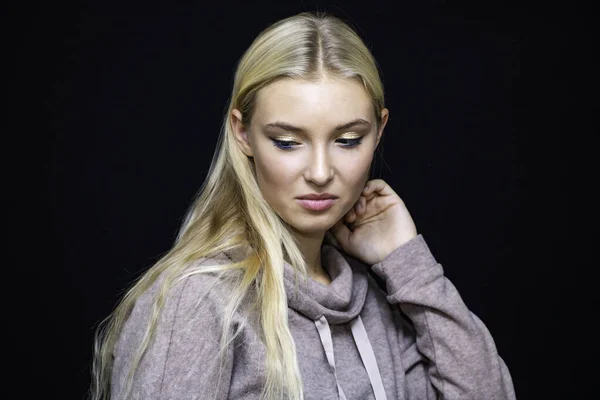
[
  {"left": 124, "top": 251, "right": 245, "bottom": 333},
  {"left": 149, "top": 252, "right": 242, "bottom": 312},
  {"left": 175, "top": 253, "right": 245, "bottom": 319},
  {"left": 115, "top": 252, "right": 244, "bottom": 353},
  {"left": 111, "top": 251, "right": 246, "bottom": 396}
]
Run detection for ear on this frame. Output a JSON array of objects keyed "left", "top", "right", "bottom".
[
  {"left": 375, "top": 108, "right": 389, "bottom": 148},
  {"left": 231, "top": 109, "right": 253, "bottom": 157}
]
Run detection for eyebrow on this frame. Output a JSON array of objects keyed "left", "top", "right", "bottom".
[{"left": 263, "top": 118, "right": 371, "bottom": 133}]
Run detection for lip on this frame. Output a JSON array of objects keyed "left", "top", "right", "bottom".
[
  {"left": 296, "top": 193, "right": 338, "bottom": 200},
  {"left": 296, "top": 193, "right": 338, "bottom": 211},
  {"left": 296, "top": 199, "right": 337, "bottom": 211}
]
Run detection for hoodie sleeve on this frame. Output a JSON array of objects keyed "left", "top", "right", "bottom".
[
  {"left": 110, "top": 271, "right": 234, "bottom": 400},
  {"left": 371, "top": 234, "right": 516, "bottom": 400}
]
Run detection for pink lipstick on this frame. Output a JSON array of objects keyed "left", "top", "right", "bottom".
[{"left": 295, "top": 193, "right": 338, "bottom": 211}]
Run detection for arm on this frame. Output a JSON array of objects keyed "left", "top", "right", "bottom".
[
  {"left": 111, "top": 272, "right": 234, "bottom": 400},
  {"left": 371, "top": 234, "right": 516, "bottom": 400}
]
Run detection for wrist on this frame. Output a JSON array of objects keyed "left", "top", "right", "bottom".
[{"left": 379, "top": 233, "right": 418, "bottom": 263}]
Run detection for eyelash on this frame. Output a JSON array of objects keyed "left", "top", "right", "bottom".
[{"left": 270, "top": 137, "right": 363, "bottom": 150}]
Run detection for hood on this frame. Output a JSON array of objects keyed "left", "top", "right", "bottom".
[{"left": 284, "top": 243, "right": 369, "bottom": 324}]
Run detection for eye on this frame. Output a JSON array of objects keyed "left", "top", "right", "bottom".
[
  {"left": 270, "top": 138, "right": 300, "bottom": 150},
  {"left": 336, "top": 137, "right": 363, "bottom": 148}
]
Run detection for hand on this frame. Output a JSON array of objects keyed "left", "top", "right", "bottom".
[{"left": 330, "top": 179, "right": 418, "bottom": 265}]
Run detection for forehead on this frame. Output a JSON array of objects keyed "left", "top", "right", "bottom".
[{"left": 252, "top": 77, "right": 374, "bottom": 129}]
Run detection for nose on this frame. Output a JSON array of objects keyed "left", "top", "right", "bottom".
[{"left": 304, "top": 145, "right": 334, "bottom": 186}]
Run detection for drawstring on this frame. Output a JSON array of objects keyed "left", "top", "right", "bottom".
[
  {"left": 315, "top": 316, "right": 348, "bottom": 400},
  {"left": 314, "top": 316, "right": 388, "bottom": 400},
  {"left": 350, "top": 316, "right": 388, "bottom": 400}
]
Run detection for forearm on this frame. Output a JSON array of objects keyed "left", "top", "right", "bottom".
[{"left": 372, "top": 235, "right": 516, "bottom": 399}]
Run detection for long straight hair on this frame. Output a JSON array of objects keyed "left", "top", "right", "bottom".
[{"left": 89, "top": 11, "right": 385, "bottom": 400}]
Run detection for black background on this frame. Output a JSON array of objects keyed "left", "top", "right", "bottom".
[{"left": 13, "top": 0, "right": 585, "bottom": 398}]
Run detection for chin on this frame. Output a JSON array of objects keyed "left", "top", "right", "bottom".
[{"left": 285, "top": 215, "right": 338, "bottom": 236}]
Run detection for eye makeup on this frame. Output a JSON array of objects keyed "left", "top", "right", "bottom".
[
  {"left": 269, "top": 134, "right": 365, "bottom": 150},
  {"left": 270, "top": 138, "right": 300, "bottom": 150},
  {"left": 336, "top": 137, "right": 363, "bottom": 147}
]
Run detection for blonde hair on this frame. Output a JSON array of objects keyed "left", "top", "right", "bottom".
[{"left": 90, "top": 11, "right": 385, "bottom": 400}]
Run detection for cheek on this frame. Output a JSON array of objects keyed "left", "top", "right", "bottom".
[
  {"left": 335, "top": 151, "right": 374, "bottom": 206},
  {"left": 253, "top": 152, "right": 302, "bottom": 194},
  {"left": 339, "top": 151, "right": 373, "bottom": 185}
]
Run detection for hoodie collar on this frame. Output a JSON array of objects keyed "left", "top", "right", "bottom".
[
  {"left": 222, "top": 240, "right": 369, "bottom": 324},
  {"left": 284, "top": 243, "right": 369, "bottom": 324},
  {"left": 223, "top": 241, "right": 386, "bottom": 399}
]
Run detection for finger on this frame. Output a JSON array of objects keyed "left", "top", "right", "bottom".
[
  {"left": 329, "top": 220, "right": 351, "bottom": 249},
  {"left": 361, "top": 193, "right": 403, "bottom": 218},
  {"left": 355, "top": 195, "right": 367, "bottom": 216},
  {"left": 362, "top": 179, "right": 395, "bottom": 197},
  {"left": 344, "top": 208, "right": 356, "bottom": 223}
]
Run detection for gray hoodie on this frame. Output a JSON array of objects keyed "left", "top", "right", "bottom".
[{"left": 111, "top": 234, "right": 516, "bottom": 399}]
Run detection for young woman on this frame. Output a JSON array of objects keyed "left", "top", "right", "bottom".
[{"left": 91, "top": 12, "right": 516, "bottom": 400}]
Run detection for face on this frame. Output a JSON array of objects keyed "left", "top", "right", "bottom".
[{"left": 232, "top": 77, "right": 388, "bottom": 236}]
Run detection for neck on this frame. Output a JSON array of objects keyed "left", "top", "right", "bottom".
[{"left": 291, "top": 229, "right": 331, "bottom": 285}]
